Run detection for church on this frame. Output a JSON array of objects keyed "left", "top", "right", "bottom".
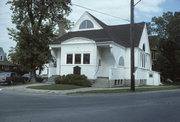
[{"left": 48, "top": 12, "right": 161, "bottom": 87}]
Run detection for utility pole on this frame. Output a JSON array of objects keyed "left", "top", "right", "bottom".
[{"left": 130, "top": 0, "right": 135, "bottom": 91}]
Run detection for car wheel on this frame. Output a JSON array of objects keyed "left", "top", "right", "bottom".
[{"left": 8, "top": 80, "right": 13, "bottom": 85}]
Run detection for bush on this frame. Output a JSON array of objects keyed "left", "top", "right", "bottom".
[
  {"left": 36, "top": 77, "right": 44, "bottom": 83},
  {"left": 54, "top": 74, "right": 91, "bottom": 87}
]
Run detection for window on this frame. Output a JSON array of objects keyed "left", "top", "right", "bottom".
[
  {"left": 141, "top": 53, "right": 146, "bottom": 68},
  {"left": 67, "top": 54, "right": 73, "bottom": 64},
  {"left": 114, "top": 80, "right": 118, "bottom": 85},
  {"left": 83, "top": 53, "right": 90, "bottom": 64},
  {"left": 119, "top": 56, "right": 124, "bottom": 66},
  {"left": 98, "top": 59, "right": 101, "bottom": 66},
  {"left": 75, "top": 54, "right": 81, "bottom": 64},
  {"left": 143, "top": 44, "right": 145, "bottom": 51},
  {"left": 0, "top": 56, "right": 2, "bottom": 61},
  {"left": 79, "top": 20, "right": 94, "bottom": 29},
  {"left": 149, "top": 74, "right": 153, "bottom": 78}
]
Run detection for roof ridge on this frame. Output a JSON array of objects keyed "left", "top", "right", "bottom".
[
  {"left": 86, "top": 12, "right": 107, "bottom": 28},
  {"left": 108, "top": 22, "right": 145, "bottom": 27}
]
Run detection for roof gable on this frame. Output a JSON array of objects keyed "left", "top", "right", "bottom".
[
  {"left": 71, "top": 11, "right": 106, "bottom": 32},
  {"left": 52, "top": 12, "right": 145, "bottom": 48}
]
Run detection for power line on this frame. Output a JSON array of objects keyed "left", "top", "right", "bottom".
[
  {"left": 134, "top": 0, "right": 142, "bottom": 6},
  {"left": 72, "top": 3, "right": 130, "bottom": 22}
]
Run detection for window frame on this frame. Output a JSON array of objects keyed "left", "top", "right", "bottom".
[
  {"left": 66, "top": 54, "right": 73, "bottom": 64},
  {"left": 75, "top": 54, "right": 81, "bottom": 64},
  {"left": 79, "top": 20, "right": 94, "bottom": 29},
  {"left": 83, "top": 53, "right": 90, "bottom": 64}
]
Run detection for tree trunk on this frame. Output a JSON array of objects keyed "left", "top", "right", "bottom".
[{"left": 31, "top": 70, "right": 37, "bottom": 82}]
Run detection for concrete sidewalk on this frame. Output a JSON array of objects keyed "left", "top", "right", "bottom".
[
  {"left": 1, "top": 83, "right": 174, "bottom": 95},
  {"left": 0, "top": 83, "right": 129, "bottom": 95}
]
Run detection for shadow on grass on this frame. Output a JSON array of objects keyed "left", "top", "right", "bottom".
[
  {"left": 27, "top": 84, "right": 86, "bottom": 90},
  {"left": 75, "top": 86, "right": 180, "bottom": 94}
]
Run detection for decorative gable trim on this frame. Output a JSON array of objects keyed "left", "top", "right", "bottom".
[
  {"left": 138, "top": 24, "right": 151, "bottom": 54},
  {"left": 71, "top": 11, "right": 104, "bottom": 32}
]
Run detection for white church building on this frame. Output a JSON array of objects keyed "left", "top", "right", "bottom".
[{"left": 48, "top": 12, "right": 161, "bottom": 87}]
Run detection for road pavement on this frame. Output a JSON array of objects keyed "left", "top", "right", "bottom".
[{"left": 0, "top": 89, "right": 180, "bottom": 122}]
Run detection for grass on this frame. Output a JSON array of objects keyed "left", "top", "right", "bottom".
[
  {"left": 27, "top": 84, "right": 85, "bottom": 90},
  {"left": 75, "top": 86, "right": 180, "bottom": 94}
]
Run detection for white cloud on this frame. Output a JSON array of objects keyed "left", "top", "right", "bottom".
[{"left": 136, "top": 0, "right": 166, "bottom": 13}]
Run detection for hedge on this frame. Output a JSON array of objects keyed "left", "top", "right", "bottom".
[{"left": 54, "top": 74, "right": 91, "bottom": 87}]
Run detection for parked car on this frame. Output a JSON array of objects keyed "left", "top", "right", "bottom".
[
  {"left": 22, "top": 73, "right": 44, "bottom": 82},
  {"left": 0, "top": 72, "right": 25, "bottom": 85},
  {"left": 22, "top": 73, "right": 32, "bottom": 82}
]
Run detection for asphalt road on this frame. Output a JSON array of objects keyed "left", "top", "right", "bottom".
[{"left": 0, "top": 90, "right": 180, "bottom": 122}]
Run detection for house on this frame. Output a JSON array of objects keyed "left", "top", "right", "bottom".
[
  {"left": 0, "top": 47, "right": 16, "bottom": 71},
  {"left": 49, "top": 11, "right": 161, "bottom": 87}
]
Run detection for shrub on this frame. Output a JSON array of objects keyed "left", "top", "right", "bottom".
[
  {"left": 36, "top": 77, "right": 44, "bottom": 83},
  {"left": 54, "top": 74, "right": 91, "bottom": 87},
  {"left": 54, "top": 75, "right": 66, "bottom": 84}
]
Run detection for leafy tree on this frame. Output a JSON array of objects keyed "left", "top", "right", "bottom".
[
  {"left": 7, "top": 0, "right": 71, "bottom": 80},
  {"left": 148, "top": 12, "right": 180, "bottom": 82}
]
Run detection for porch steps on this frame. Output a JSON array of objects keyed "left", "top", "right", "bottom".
[{"left": 92, "top": 77, "right": 111, "bottom": 88}]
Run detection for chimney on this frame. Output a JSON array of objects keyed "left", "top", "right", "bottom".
[{"left": 58, "top": 20, "right": 65, "bottom": 37}]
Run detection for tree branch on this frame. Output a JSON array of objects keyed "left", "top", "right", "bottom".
[
  {"left": 27, "top": 0, "right": 34, "bottom": 26},
  {"left": 38, "top": 0, "right": 45, "bottom": 27}
]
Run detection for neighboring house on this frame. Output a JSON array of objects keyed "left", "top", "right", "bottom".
[
  {"left": 0, "top": 47, "right": 16, "bottom": 71},
  {"left": 49, "top": 11, "right": 161, "bottom": 87}
]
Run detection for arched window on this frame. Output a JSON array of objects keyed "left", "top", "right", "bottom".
[
  {"left": 119, "top": 56, "right": 124, "bottom": 66},
  {"left": 142, "top": 44, "right": 145, "bottom": 51},
  {"left": 79, "top": 20, "right": 94, "bottom": 29}
]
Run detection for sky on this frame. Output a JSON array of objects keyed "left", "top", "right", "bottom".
[{"left": 0, "top": 0, "right": 180, "bottom": 53}]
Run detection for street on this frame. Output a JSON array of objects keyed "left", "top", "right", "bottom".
[{"left": 0, "top": 90, "right": 180, "bottom": 122}]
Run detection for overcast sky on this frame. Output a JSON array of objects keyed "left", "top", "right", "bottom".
[{"left": 0, "top": 0, "right": 180, "bottom": 53}]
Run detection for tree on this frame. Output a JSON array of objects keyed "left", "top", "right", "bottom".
[
  {"left": 7, "top": 0, "right": 71, "bottom": 80},
  {"left": 148, "top": 11, "right": 180, "bottom": 82}
]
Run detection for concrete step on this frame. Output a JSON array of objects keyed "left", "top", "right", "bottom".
[{"left": 92, "top": 77, "right": 110, "bottom": 88}]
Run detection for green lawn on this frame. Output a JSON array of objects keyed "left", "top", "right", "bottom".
[
  {"left": 75, "top": 86, "right": 180, "bottom": 94},
  {"left": 27, "top": 84, "right": 85, "bottom": 90}
]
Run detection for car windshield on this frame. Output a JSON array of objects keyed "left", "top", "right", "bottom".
[
  {"left": 0, "top": 72, "right": 11, "bottom": 77},
  {"left": 4, "top": 73, "right": 11, "bottom": 77},
  {"left": 22, "top": 74, "right": 30, "bottom": 77},
  {"left": 0, "top": 73, "right": 4, "bottom": 76}
]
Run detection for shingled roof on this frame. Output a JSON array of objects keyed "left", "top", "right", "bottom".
[{"left": 52, "top": 13, "right": 145, "bottom": 48}]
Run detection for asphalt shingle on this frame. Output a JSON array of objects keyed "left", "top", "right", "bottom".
[{"left": 51, "top": 13, "right": 145, "bottom": 48}]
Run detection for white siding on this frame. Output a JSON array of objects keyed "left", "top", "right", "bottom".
[{"left": 60, "top": 38, "right": 97, "bottom": 79}]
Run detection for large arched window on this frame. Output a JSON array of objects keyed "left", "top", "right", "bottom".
[
  {"left": 142, "top": 44, "right": 145, "bottom": 51},
  {"left": 79, "top": 20, "right": 94, "bottom": 29},
  {"left": 119, "top": 56, "right": 124, "bottom": 66}
]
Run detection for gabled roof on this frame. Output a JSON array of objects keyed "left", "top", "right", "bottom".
[
  {"left": 52, "top": 12, "right": 145, "bottom": 47},
  {"left": 88, "top": 12, "right": 107, "bottom": 28}
]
